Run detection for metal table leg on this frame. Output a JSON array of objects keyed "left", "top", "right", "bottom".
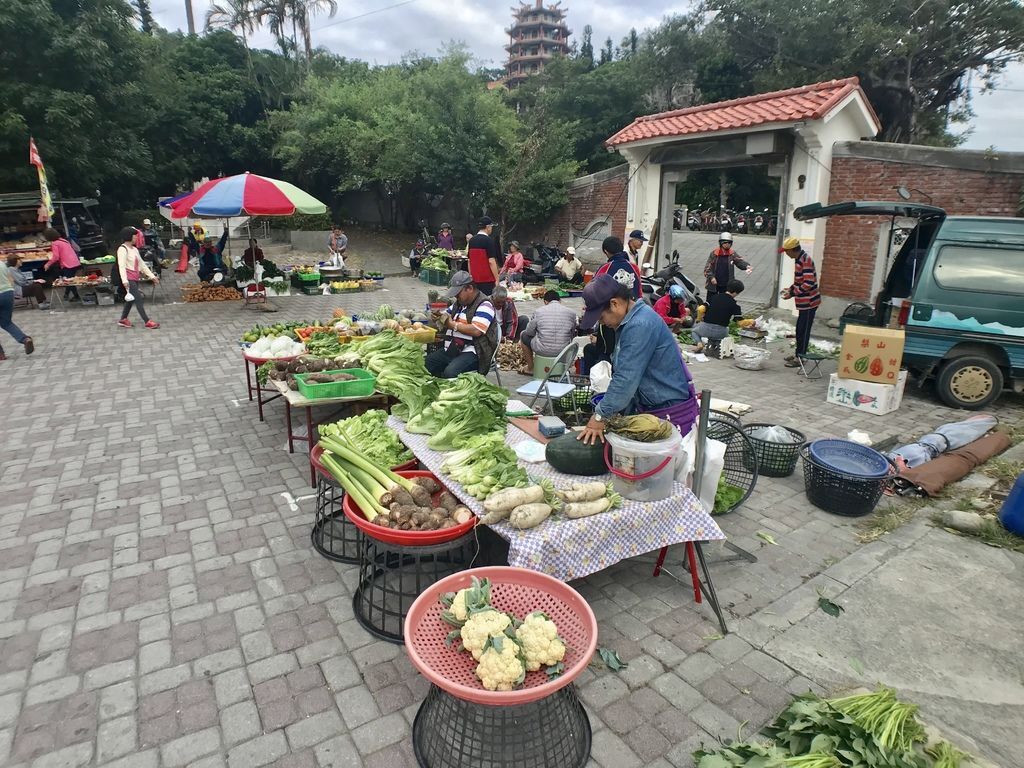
[
  {"left": 244, "top": 358, "right": 254, "bottom": 401},
  {"left": 285, "top": 401, "right": 294, "bottom": 453}
]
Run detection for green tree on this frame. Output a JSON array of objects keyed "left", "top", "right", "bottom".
[
  {"left": 699, "top": 0, "right": 1024, "bottom": 144},
  {"left": 578, "top": 24, "right": 594, "bottom": 69},
  {"left": 134, "top": 0, "right": 155, "bottom": 33},
  {"left": 599, "top": 36, "right": 614, "bottom": 65}
]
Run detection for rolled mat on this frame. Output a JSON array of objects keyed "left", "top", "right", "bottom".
[{"left": 897, "top": 431, "right": 1011, "bottom": 496}]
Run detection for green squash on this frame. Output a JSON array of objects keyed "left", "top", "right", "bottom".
[{"left": 545, "top": 432, "right": 608, "bottom": 476}]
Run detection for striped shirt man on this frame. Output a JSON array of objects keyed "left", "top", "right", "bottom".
[
  {"left": 447, "top": 299, "right": 495, "bottom": 355},
  {"left": 787, "top": 249, "right": 821, "bottom": 309}
]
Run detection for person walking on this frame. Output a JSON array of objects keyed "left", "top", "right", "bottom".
[
  {"left": 0, "top": 257, "right": 35, "bottom": 360},
  {"left": 116, "top": 227, "right": 160, "bottom": 329},
  {"left": 43, "top": 227, "right": 82, "bottom": 301},
  {"left": 466, "top": 217, "right": 500, "bottom": 296},
  {"left": 780, "top": 237, "right": 821, "bottom": 367},
  {"left": 703, "top": 232, "right": 751, "bottom": 296}
]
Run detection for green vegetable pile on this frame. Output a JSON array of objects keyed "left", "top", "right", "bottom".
[
  {"left": 406, "top": 373, "right": 508, "bottom": 451},
  {"left": 694, "top": 687, "right": 970, "bottom": 768},
  {"left": 305, "top": 331, "right": 344, "bottom": 358},
  {"left": 440, "top": 433, "right": 529, "bottom": 499},
  {"left": 713, "top": 477, "right": 745, "bottom": 515},
  {"left": 422, "top": 250, "right": 451, "bottom": 272},
  {"left": 354, "top": 331, "right": 432, "bottom": 401},
  {"left": 319, "top": 410, "right": 412, "bottom": 469}
]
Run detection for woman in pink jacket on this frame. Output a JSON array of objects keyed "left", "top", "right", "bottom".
[{"left": 44, "top": 227, "right": 82, "bottom": 301}]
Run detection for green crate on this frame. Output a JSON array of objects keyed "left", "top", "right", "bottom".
[
  {"left": 294, "top": 368, "right": 376, "bottom": 400},
  {"left": 420, "top": 268, "right": 449, "bottom": 286},
  {"left": 297, "top": 272, "right": 321, "bottom": 282}
]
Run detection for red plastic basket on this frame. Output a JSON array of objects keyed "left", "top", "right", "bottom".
[
  {"left": 404, "top": 566, "right": 598, "bottom": 706},
  {"left": 341, "top": 470, "right": 476, "bottom": 546}
]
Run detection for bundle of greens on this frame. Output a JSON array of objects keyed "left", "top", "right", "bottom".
[
  {"left": 305, "top": 331, "right": 344, "bottom": 358},
  {"left": 406, "top": 373, "right": 508, "bottom": 451},
  {"left": 422, "top": 251, "right": 451, "bottom": 272},
  {"left": 319, "top": 410, "right": 412, "bottom": 469},
  {"left": 440, "top": 433, "right": 530, "bottom": 499},
  {"left": 713, "top": 477, "right": 745, "bottom": 515},
  {"left": 355, "top": 331, "right": 432, "bottom": 399},
  {"left": 695, "top": 687, "right": 963, "bottom": 768},
  {"left": 392, "top": 378, "right": 441, "bottom": 422}
]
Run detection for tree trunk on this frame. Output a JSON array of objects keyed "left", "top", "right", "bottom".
[
  {"left": 184, "top": 0, "right": 196, "bottom": 34},
  {"left": 719, "top": 170, "right": 729, "bottom": 209}
]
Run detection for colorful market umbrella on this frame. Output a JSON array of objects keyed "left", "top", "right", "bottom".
[{"left": 161, "top": 172, "right": 327, "bottom": 218}]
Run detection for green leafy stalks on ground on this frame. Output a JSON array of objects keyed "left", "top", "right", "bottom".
[
  {"left": 695, "top": 686, "right": 970, "bottom": 768},
  {"left": 713, "top": 477, "right": 745, "bottom": 515}
]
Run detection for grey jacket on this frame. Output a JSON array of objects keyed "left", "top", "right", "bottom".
[{"left": 523, "top": 300, "right": 579, "bottom": 357}]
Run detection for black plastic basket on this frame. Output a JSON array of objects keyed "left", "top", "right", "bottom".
[
  {"left": 707, "top": 409, "right": 743, "bottom": 441},
  {"left": 742, "top": 424, "right": 806, "bottom": 478},
  {"left": 707, "top": 420, "right": 758, "bottom": 516},
  {"left": 800, "top": 445, "right": 890, "bottom": 517}
]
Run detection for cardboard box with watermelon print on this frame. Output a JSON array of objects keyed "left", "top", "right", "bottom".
[
  {"left": 838, "top": 325, "right": 905, "bottom": 384},
  {"left": 827, "top": 371, "right": 908, "bottom": 415}
]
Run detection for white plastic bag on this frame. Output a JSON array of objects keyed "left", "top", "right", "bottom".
[
  {"left": 679, "top": 430, "right": 727, "bottom": 513},
  {"left": 590, "top": 361, "right": 613, "bottom": 394},
  {"left": 733, "top": 345, "right": 770, "bottom": 370},
  {"left": 748, "top": 425, "right": 797, "bottom": 443}
]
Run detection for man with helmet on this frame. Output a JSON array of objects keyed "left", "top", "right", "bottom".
[
  {"left": 653, "top": 284, "right": 692, "bottom": 330},
  {"left": 703, "top": 232, "right": 752, "bottom": 295}
]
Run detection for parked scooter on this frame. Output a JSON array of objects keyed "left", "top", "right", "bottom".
[
  {"left": 641, "top": 250, "right": 703, "bottom": 317},
  {"left": 521, "top": 243, "right": 561, "bottom": 283},
  {"left": 752, "top": 210, "right": 766, "bottom": 235},
  {"left": 735, "top": 208, "right": 748, "bottom": 234}
]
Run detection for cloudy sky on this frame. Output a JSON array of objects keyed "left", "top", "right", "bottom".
[{"left": 150, "top": 0, "right": 1023, "bottom": 151}]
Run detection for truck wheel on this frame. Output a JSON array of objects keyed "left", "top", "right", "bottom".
[{"left": 936, "top": 356, "right": 1003, "bottom": 409}]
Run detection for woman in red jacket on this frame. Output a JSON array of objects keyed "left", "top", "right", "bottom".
[{"left": 653, "top": 284, "right": 691, "bottom": 330}]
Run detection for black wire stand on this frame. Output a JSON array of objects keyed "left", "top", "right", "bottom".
[
  {"left": 353, "top": 531, "right": 478, "bottom": 643},
  {"left": 310, "top": 474, "right": 363, "bottom": 564},
  {"left": 412, "top": 683, "right": 591, "bottom": 768}
]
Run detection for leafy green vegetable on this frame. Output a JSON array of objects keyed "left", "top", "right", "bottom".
[
  {"left": 319, "top": 410, "right": 412, "bottom": 468},
  {"left": 305, "top": 331, "right": 344, "bottom": 358},
  {"left": 757, "top": 531, "right": 779, "bottom": 546},
  {"left": 713, "top": 478, "right": 745, "bottom": 514},
  {"left": 405, "top": 373, "right": 509, "bottom": 451},
  {"left": 816, "top": 592, "right": 844, "bottom": 618},
  {"left": 439, "top": 433, "right": 529, "bottom": 498},
  {"left": 256, "top": 361, "right": 274, "bottom": 385},
  {"left": 593, "top": 647, "right": 628, "bottom": 671}
]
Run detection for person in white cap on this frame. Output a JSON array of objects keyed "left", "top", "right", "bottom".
[
  {"left": 554, "top": 246, "right": 584, "bottom": 284},
  {"left": 140, "top": 217, "right": 166, "bottom": 273},
  {"left": 703, "top": 231, "right": 751, "bottom": 296}
]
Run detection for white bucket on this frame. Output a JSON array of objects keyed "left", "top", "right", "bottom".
[{"left": 605, "top": 430, "right": 684, "bottom": 502}]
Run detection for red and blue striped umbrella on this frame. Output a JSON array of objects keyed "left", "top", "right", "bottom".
[{"left": 161, "top": 172, "right": 327, "bottom": 218}]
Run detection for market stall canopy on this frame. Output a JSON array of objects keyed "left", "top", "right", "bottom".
[{"left": 160, "top": 172, "right": 327, "bottom": 218}]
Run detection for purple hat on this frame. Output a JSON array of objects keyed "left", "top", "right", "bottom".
[{"left": 580, "top": 274, "right": 622, "bottom": 330}]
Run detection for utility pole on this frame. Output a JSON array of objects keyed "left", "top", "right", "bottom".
[{"left": 185, "top": 0, "right": 196, "bottom": 34}]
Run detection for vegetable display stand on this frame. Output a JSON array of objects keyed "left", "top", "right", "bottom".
[
  {"left": 404, "top": 567, "right": 598, "bottom": 768},
  {"left": 242, "top": 351, "right": 301, "bottom": 422},
  {"left": 353, "top": 531, "right": 477, "bottom": 643},
  {"left": 309, "top": 446, "right": 362, "bottom": 564},
  {"left": 742, "top": 424, "right": 805, "bottom": 478}
]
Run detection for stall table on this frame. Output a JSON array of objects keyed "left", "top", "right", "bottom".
[
  {"left": 51, "top": 278, "right": 114, "bottom": 310},
  {"left": 270, "top": 379, "right": 389, "bottom": 484},
  {"left": 387, "top": 416, "right": 728, "bottom": 628}
]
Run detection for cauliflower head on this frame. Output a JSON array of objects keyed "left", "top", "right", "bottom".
[
  {"left": 460, "top": 610, "right": 512, "bottom": 660},
  {"left": 515, "top": 612, "right": 566, "bottom": 671},
  {"left": 475, "top": 638, "right": 526, "bottom": 691},
  {"left": 449, "top": 589, "right": 470, "bottom": 622}
]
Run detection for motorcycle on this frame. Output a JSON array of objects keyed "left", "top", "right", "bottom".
[
  {"left": 735, "top": 209, "right": 748, "bottom": 235},
  {"left": 641, "top": 250, "right": 703, "bottom": 319},
  {"left": 719, "top": 207, "right": 734, "bottom": 232},
  {"left": 686, "top": 210, "right": 701, "bottom": 231},
  {"left": 752, "top": 211, "right": 766, "bottom": 235},
  {"left": 520, "top": 243, "right": 561, "bottom": 284}
]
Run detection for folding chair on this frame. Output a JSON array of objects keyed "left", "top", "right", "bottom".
[
  {"left": 515, "top": 339, "right": 582, "bottom": 417},
  {"left": 797, "top": 351, "right": 825, "bottom": 380}
]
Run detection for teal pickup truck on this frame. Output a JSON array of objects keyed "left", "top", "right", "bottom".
[{"left": 795, "top": 201, "right": 1024, "bottom": 409}]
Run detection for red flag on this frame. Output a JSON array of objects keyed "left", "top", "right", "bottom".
[{"left": 29, "top": 137, "right": 42, "bottom": 168}]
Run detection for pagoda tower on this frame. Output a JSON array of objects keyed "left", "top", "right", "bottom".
[{"left": 505, "top": 1, "right": 571, "bottom": 88}]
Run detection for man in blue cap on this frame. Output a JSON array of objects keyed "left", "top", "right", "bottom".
[
  {"left": 577, "top": 274, "right": 698, "bottom": 445},
  {"left": 627, "top": 229, "right": 648, "bottom": 262}
]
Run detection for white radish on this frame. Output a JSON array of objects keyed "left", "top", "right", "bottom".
[
  {"left": 509, "top": 503, "right": 553, "bottom": 529},
  {"left": 556, "top": 482, "right": 608, "bottom": 504},
  {"left": 563, "top": 498, "right": 615, "bottom": 519},
  {"left": 483, "top": 485, "right": 545, "bottom": 514}
]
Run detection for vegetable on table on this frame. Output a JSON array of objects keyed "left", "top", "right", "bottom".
[
  {"left": 318, "top": 410, "right": 412, "bottom": 469},
  {"left": 562, "top": 491, "right": 622, "bottom": 519},
  {"left": 556, "top": 481, "right": 610, "bottom": 504},
  {"left": 544, "top": 432, "right": 609, "bottom": 476},
  {"left": 439, "top": 576, "right": 492, "bottom": 627},
  {"left": 442, "top": 433, "right": 530, "bottom": 501},
  {"left": 474, "top": 635, "right": 526, "bottom": 692},
  {"left": 514, "top": 612, "right": 566, "bottom": 672},
  {"left": 406, "top": 373, "right": 509, "bottom": 452},
  {"left": 509, "top": 503, "right": 554, "bottom": 529}
]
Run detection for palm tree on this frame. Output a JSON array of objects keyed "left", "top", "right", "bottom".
[
  {"left": 206, "top": 0, "right": 257, "bottom": 48},
  {"left": 255, "top": 0, "right": 295, "bottom": 59},
  {"left": 296, "top": 0, "right": 338, "bottom": 62}
]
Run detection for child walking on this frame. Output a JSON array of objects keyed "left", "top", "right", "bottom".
[{"left": 116, "top": 227, "right": 160, "bottom": 329}]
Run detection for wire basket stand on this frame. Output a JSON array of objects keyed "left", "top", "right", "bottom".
[
  {"left": 309, "top": 447, "right": 362, "bottom": 564},
  {"left": 412, "top": 683, "right": 591, "bottom": 768}
]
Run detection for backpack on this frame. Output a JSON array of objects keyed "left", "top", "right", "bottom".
[{"left": 463, "top": 291, "right": 499, "bottom": 374}]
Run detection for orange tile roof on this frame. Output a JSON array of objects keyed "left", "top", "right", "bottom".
[{"left": 606, "top": 77, "right": 879, "bottom": 147}]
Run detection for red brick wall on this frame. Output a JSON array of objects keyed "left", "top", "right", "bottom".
[
  {"left": 516, "top": 165, "right": 628, "bottom": 253},
  {"left": 821, "top": 152, "right": 1023, "bottom": 301}
]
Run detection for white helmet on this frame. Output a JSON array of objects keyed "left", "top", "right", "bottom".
[{"left": 719, "top": 231, "right": 733, "bottom": 242}]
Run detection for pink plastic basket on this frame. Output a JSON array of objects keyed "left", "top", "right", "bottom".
[{"left": 404, "top": 566, "right": 598, "bottom": 706}]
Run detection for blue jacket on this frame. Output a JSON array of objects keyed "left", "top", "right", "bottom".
[
  {"left": 595, "top": 252, "right": 642, "bottom": 299},
  {"left": 596, "top": 301, "right": 693, "bottom": 418}
]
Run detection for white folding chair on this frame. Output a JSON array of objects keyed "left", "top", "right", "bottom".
[{"left": 515, "top": 339, "right": 582, "bottom": 417}]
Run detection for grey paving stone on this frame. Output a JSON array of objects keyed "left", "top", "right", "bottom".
[
  {"left": 319, "top": 657, "right": 360, "bottom": 692},
  {"left": 160, "top": 725, "right": 222, "bottom": 767},
  {"left": 314, "top": 734, "right": 362, "bottom": 768},
  {"left": 590, "top": 728, "right": 643, "bottom": 768},
  {"left": 350, "top": 712, "right": 407, "bottom": 754},
  {"left": 705, "top": 634, "right": 752, "bottom": 665},
  {"left": 220, "top": 701, "right": 261, "bottom": 748},
  {"left": 285, "top": 710, "right": 344, "bottom": 750},
  {"left": 336, "top": 686, "right": 382, "bottom": 731},
  {"left": 580, "top": 675, "right": 630, "bottom": 711},
  {"left": 227, "top": 731, "right": 288, "bottom": 768},
  {"left": 96, "top": 714, "right": 136, "bottom": 763},
  {"left": 651, "top": 673, "right": 703, "bottom": 712}
]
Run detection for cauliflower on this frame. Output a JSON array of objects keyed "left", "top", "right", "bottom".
[
  {"left": 440, "top": 577, "right": 491, "bottom": 627},
  {"left": 515, "top": 612, "right": 566, "bottom": 671},
  {"left": 475, "top": 637, "right": 526, "bottom": 691},
  {"left": 460, "top": 609, "right": 512, "bottom": 660},
  {"left": 449, "top": 589, "right": 470, "bottom": 622}
]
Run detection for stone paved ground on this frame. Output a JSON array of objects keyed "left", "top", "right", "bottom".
[
  {"left": 1, "top": 271, "right": 1021, "bottom": 768},
  {"left": 670, "top": 231, "right": 779, "bottom": 306}
]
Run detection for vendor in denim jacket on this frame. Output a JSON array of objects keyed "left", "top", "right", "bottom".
[{"left": 577, "top": 274, "right": 698, "bottom": 445}]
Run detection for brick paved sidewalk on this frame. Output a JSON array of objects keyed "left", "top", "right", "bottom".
[{"left": 0, "top": 274, "right": 1020, "bottom": 768}]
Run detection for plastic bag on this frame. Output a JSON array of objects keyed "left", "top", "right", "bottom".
[
  {"left": 679, "top": 430, "right": 727, "bottom": 513},
  {"left": 748, "top": 425, "right": 797, "bottom": 444},
  {"left": 590, "top": 361, "right": 613, "bottom": 394},
  {"left": 733, "top": 345, "right": 770, "bottom": 370}
]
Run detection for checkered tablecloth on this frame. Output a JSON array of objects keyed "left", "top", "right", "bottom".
[{"left": 387, "top": 417, "right": 724, "bottom": 581}]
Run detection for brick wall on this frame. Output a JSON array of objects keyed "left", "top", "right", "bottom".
[
  {"left": 516, "top": 164, "right": 628, "bottom": 264},
  {"left": 820, "top": 142, "right": 1024, "bottom": 303}
]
